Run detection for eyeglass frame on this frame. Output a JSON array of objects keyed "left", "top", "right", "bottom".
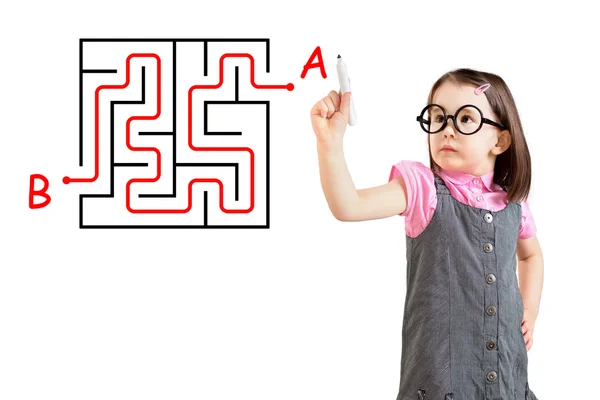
[{"left": 416, "top": 103, "right": 506, "bottom": 135}]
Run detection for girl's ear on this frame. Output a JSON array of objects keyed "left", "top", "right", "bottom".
[{"left": 493, "top": 129, "right": 512, "bottom": 155}]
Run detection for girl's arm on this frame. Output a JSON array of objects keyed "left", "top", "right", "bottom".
[
  {"left": 312, "top": 90, "right": 408, "bottom": 222},
  {"left": 317, "top": 144, "right": 408, "bottom": 221},
  {"left": 516, "top": 235, "right": 544, "bottom": 319},
  {"left": 516, "top": 235, "right": 544, "bottom": 350}
]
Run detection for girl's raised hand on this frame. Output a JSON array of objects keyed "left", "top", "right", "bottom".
[{"left": 310, "top": 90, "right": 352, "bottom": 151}]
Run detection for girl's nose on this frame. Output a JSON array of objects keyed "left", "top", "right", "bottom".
[{"left": 443, "top": 120, "right": 458, "bottom": 138}]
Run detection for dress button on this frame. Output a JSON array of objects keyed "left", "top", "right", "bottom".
[
  {"left": 474, "top": 178, "right": 480, "bottom": 185},
  {"left": 486, "top": 305, "right": 497, "bottom": 316},
  {"left": 487, "top": 371, "right": 498, "bottom": 382},
  {"left": 476, "top": 194, "right": 483, "bottom": 201},
  {"left": 486, "top": 273, "right": 496, "bottom": 284},
  {"left": 486, "top": 340, "right": 496, "bottom": 350},
  {"left": 484, "top": 213, "right": 493, "bottom": 223},
  {"left": 483, "top": 243, "right": 494, "bottom": 253}
]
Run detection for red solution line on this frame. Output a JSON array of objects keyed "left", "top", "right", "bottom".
[
  {"left": 64, "top": 53, "right": 158, "bottom": 184},
  {"left": 125, "top": 54, "right": 164, "bottom": 213},
  {"left": 67, "top": 51, "right": 293, "bottom": 216},
  {"left": 131, "top": 53, "right": 292, "bottom": 214},
  {"left": 179, "top": 53, "right": 292, "bottom": 215}
]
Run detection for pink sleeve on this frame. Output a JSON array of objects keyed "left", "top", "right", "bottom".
[
  {"left": 388, "top": 160, "right": 437, "bottom": 238},
  {"left": 518, "top": 199, "right": 537, "bottom": 239}
]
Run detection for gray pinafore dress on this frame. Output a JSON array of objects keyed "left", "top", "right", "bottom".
[{"left": 396, "top": 173, "right": 538, "bottom": 400}]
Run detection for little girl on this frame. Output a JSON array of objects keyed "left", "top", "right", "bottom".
[{"left": 310, "top": 68, "right": 543, "bottom": 400}]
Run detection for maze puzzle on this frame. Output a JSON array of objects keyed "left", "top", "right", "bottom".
[{"left": 63, "top": 39, "right": 292, "bottom": 228}]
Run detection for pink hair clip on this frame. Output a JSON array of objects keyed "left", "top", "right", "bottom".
[{"left": 474, "top": 83, "right": 491, "bottom": 95}]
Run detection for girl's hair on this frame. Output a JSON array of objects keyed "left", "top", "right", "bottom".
[{"left": 426, "top": 68, "right": 532, "bottom": 203}]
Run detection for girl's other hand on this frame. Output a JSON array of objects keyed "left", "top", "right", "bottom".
[
  {"left": 310, "top": 90, "right": 352, "bottom": 151},
  {"left": 521, "top": 308, "right": 536, "bottom": 351}
]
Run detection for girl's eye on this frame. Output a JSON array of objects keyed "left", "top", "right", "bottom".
[
  {"left": 461, "top": 115, "right": 473, "bottom": 123},
  {"left": 434, "top": 115, "right": 444, "bottom": 123}
]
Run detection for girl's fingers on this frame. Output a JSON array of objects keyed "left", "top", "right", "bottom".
[
  {"left": 310, "top": 99, "right": 328, "bottom": 118},
  {"left": 311, "top": 90, "right": 343, "bottom": 120},
  {"left": 525, "top": 333, "right": 533, "bottom": 350},
  {"left": 319, "top": 99, "right": 329, "bottom": 118},
  {"left": 323, "top": 96, "right": 336, "bottom": 118},
  {"left": 328, "top": 90, "right": 341, "bottom": 109}
]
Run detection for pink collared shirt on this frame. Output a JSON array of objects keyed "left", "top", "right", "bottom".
[{"left": 388, "top": 160, "right": 536, "bottom": 239}]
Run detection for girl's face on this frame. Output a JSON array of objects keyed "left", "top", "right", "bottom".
[{"left": 429, "top": 82, "right": 510, "bottom": 176}]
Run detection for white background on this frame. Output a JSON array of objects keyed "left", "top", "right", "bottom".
[{"left": 0, "top": 1, "right": 595, "bottom": 399}]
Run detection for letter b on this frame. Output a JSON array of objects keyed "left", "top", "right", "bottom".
[{"left": 29, "top": 174, "right": 51, "bottom": 209}]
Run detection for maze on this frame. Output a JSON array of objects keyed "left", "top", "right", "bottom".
[{"left": 64, "top": 39, "right": 292, "bottom": 228}]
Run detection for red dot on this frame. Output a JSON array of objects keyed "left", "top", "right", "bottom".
[
  {"left": 63, "top": 176, "right": 70, "bottom": 184},
  {"left": 287, "top": 83, "right": 294, "bottom": 91}
]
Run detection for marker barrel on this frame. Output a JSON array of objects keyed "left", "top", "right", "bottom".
[{"left": 336, "top": 57, "right": 357, "bottom": 126}]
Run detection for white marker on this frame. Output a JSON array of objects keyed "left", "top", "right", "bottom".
[{"left": 336, "top": 55, "right": 357, "bottom": 126}]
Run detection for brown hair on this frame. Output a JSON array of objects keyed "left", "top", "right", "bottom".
[{"left": 426, "top": 68, "right": 532, "bottom": 203}]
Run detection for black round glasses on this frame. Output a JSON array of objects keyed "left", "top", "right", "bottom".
[{"left": 416, "top": 104, "right": 506, "bottom": 135}]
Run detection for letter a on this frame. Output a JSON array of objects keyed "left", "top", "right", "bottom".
[
  {"left": 301, "top": 46, "right": 327, "bottom": 79},
  {"left": 29, "top": 174, "right": 51, "bottom": 209}
]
